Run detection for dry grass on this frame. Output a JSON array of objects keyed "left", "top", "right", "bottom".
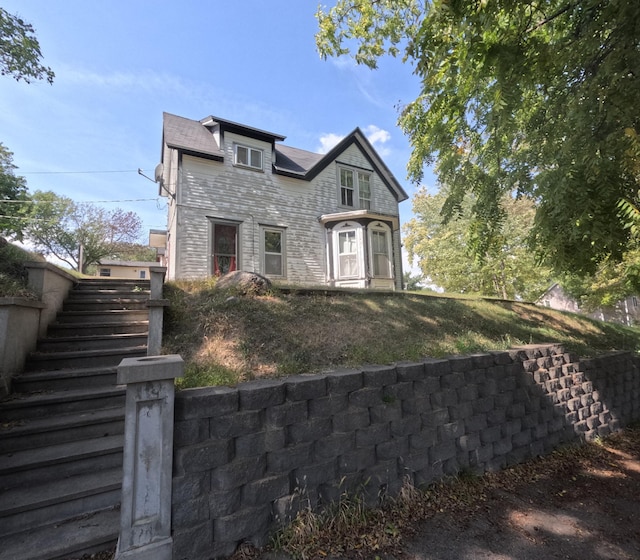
[{"left": 162, "top": 279, "right": 640, "bottom": 390}]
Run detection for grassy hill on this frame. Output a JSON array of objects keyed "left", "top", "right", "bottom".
[{"left": 162, "top": 279, "right": 640, "bottom": 389}]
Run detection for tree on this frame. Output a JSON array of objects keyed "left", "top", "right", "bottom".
[
  {"left": 110, "top": 244, "right": 158, "bottom": 263},
  {"left": 316, "top": 0, "right": 640, "bottom": 274},
  {"left": 24, "top": 191, "right": 144, "bottom": 272},
  {"left": 560, "top": 248, "right": 640, "bottom": 311},
  {"left": 403, "top": 271, "right": 425, "bottom": 290},
  {"left": 0, "top": 143, "right": 30, "bottom": 240},
  {"left": 0, "top": 7, "right": 54, "bottom": 84},
  {"left": 404, "top": 189, "right": 553, "bottom": 301}
]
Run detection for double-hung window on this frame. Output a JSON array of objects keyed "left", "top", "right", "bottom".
[
  {"left": 262, "top": 227, "right": 285, "bottom": 277},
  {"left": 340, "top": 168, "right": 354, "bottom": 207},
  {"left": 339, "top": 167, "right": 372, "bottom": 209},
  {"left": 235, "top": 144, "right": 263, "bottom": 170},
  {"left": 370, "top": 225, "right": 392, "bottom": 277},
  {"left": 358, "top": 172, "right": 371, "bottom": 209},
  {"left": 337, "top": 229, "right": 359, "bottom": 278}
]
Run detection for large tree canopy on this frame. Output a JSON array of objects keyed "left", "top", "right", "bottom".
[
  {"left": 316, "top": 0, "right": 640, "bottom": 274},
  {"left": 24, "top": 191, "right": 144, "bottom": 272},
  {"left": 0, "top": 7, "right": 54, "bottom": 84}
]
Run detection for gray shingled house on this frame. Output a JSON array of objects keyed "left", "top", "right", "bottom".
[{"left": 159, "top": 112, "right": 408, "bottom": 289}]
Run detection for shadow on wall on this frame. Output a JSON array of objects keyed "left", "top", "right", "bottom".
[{"left": 169, "top": 344, "right": 640, "bottom": 560}]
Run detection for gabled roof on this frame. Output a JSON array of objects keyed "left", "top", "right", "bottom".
[{"left": 162, "top": 113, "right": 409, "bottom": 203}]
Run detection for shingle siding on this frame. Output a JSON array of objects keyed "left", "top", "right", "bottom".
[{"left": 161, "top": 115, "right": 406, "bottom": 287}]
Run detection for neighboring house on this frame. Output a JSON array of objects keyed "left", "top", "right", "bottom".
[
  {"left": 537, "top": 283, "right": 640, "bottom": 325},
  {"left": 158, "top": 112, "right": 409, "bottom": 289},
  {"left": 95, "top": 260, "right": 157, "bottom": 280}
]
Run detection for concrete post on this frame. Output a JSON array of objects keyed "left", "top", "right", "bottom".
[
  {"left": 147, "top": 266, "right": 168, "bottom": 356},
  {"left": 115, "top": 355, "right": 184, "bottom": 560}
]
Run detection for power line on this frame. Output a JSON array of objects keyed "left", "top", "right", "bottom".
[
  {"left": 20, "top": 169, "right": 139, "bottom": 175},
  {"left": 0, "top": 197, "right": 162, "bottom": 204}
]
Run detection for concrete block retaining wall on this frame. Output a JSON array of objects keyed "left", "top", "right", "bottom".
[{"left": 171, "top": 344, "right": 640, "bottom": 559}]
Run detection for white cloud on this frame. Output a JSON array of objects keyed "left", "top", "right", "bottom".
[
  {"left": 364, "top": 124, "right": 392, "bottom": 156},
  {"left": 364, "top": 124, "right": 390, "bottom": 145},
  {"left": 317, "top": 133, "right": 345, "bottom": 154},
  {"left": 316, "top": 125, "right": 392, "bottom": 156}
]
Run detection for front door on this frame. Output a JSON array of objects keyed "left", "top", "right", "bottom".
[{"left": 212, "top": 223, "right": 238, "bottom": 275}]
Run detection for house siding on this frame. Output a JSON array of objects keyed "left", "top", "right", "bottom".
[
  {"left": 162, "top": 119, "right": 404, "bottom": 288},
  {"left": 175, "top": 154, "right": 329, "bottom": 284}
]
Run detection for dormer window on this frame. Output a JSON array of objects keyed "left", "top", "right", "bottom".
[
  {"left": 339, "top": 166, "right": 372, "bottom": 209},
  {"left": 235, "top": 144, "right": 263, "bottom": 170}
]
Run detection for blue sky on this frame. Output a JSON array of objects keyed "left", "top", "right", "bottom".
[{"left": 1, "top": 1, "right": 434, "bottom": 269}]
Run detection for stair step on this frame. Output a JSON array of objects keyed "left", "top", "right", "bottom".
[
  {"left": 75, "top": 279, "right": 150, "bottom": 290},
  {"left": 0, "top": 276, "right": 158, "bottom": 558},
  {"left": 11, "top": 365, "right": 118, "bottom": 392},
  {"left": 37, "top": 333, "right": 148, "bottom": 352},
  {"left": 0, "top": 406, "right": 124, "bottom": 453},
  {"left": 0, "top": 386, "right": 125, "bottom": 421},
  {"left": 46, "top": 321, "right": 149, "bottom": 338},
  {"left": 26, "top": 345, "right": 147, "bottom": 371},
  {"left": 66, "top": 291, "right": 150, "bottom": 299},
  {"left": 0, "top": 434, "right": 123, "bottom": 489},
  {"left": 63, "top": 299, "right": 149, "bottom": 312},
  {"left": 0, "top": 467, "right": 121, "bottom": 537},
  {"left": 0, "top": 506, "right": 119, "bottom": 560},
  {"left": 54, "top": 309, "right": 149, "bottom": 324}
]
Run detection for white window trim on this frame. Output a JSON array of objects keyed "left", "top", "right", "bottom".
[
  {"left": 234, "top": 143, "right": 263, "bottom": 171},
  {"left": 368, "top": 222, "right": 393, "bottom": 278},
  {"left": 332, "top": 221, "right": 364, "bottom": 280},
  {"left": 338, "top": 165, "right": 373, "bottom": 210},
  {"left": 261, "top": 225, "right": 286, "bottom": 278}
]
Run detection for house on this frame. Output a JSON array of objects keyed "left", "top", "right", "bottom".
[
  {"left": 158, "top": 112, "right": 409, "bottom": 289},
  {"left": 537, "top": 282, "right": 640, "bottom": 325},
  {"left": 95, "top": 260, "right": 157, "bottom": 280}
]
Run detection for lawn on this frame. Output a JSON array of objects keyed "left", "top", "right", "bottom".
[{"left": 162, "top": 279, "right": 640, "bottom": 389}]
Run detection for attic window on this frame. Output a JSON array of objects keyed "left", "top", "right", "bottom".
[{"left": 234, "top": 144, "right": 263, "bottom": 170}]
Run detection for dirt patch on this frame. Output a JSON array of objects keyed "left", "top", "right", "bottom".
[{"left": 387, "top": 429, "right": 640, "bottom": 560}]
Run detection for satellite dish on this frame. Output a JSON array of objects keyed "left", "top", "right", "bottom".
[{"left": 154, "top": 163, "right": 164, "bottom": 183}]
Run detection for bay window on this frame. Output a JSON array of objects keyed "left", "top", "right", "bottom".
[
  {"left": 337, "top": 229, "right": 359, "bottom": 278},
  {"left": 369, "top": 223, "right": 392, "bottom": 277}
]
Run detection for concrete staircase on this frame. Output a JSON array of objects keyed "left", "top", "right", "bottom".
[{"left": 0, "top": 278, "right": 150, "bottom": 560}]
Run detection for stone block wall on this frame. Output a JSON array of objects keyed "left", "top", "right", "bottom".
[{"left": 171, "top": 344, "right": 640, "bottom": 559}]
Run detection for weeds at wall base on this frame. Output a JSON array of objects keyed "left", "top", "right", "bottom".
[{"left": 259, "top": 426, "right": 640, "bottom": 560}]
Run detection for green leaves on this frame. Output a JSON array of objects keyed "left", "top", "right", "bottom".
[
  {"left": 23, "top": 191, "right": 144, "bottom": 272},
  {"left": 0, "top": 8, "right": 54, "bottom": 84},
  {"left": 404, "top": 189, "right": 552, "bottom": 300},
  {"left": 317, "top": 0, "right": 640, "bottom": 274},
  {"left": 0, "top": 143, "right": 30, "bottom": 240}
]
